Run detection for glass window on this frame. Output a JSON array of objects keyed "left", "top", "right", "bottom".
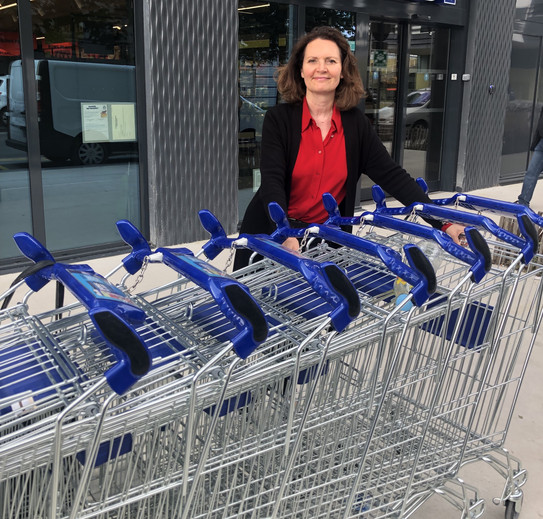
[
  {"left": 404, "top": 25, "right": 449, "bottom": 183},
  {"left": 305, "top": 9, "right": 356, "bottom": 40},
  {"left": 0, "top": 4, "right": 33, "bottom": 260},
  {"left": 35, "top": 0, "right": 140, "bottom": 251},
  {"left": 364, "top": 22, "right": 399, "bottom": 193},
  {"left": 370, "top": 24, "right": 449, "bottom": 186},
  {"left": 238, "top": 1, "right": 291, "bottom": 220},
  {"left": 367, "top": 22, "right": 399, "bottom": 152},
  {"left": 501, "top": 33, "right": 541, "bottom": 181},
  {"left": 1, "top": 0, "right": 140, "bottom": 259}
]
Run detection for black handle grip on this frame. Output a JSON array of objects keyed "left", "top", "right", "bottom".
[
  {"left": 323, "top": 264, "right": 361, "bottom": 319},
  {"left": 465, "top": 228, "right": 492, "bottom": 272},
  {"left": 520, "top": 214, "right": 539, "bottom": 254},
  {"left": 224, "top": 284, "right": 268, "bottom": 343},
  {"left": 404, "top": 246, "right": 437, "bottom": 295},
  {"left": 92, "top": 310, "right": 151, "bottom": 377}
]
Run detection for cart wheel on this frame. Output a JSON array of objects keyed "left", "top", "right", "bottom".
[{"left": 505, "top": 499, "right": 520, "bottom": 519}]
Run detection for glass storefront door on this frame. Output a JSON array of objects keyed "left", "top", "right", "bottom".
[
  {"left": 363, "top": 21, "right": 399, "bottom": 197},
  {"left": 237, "top": 4, "right": 359, "bottom": 220},
  {"left": 0, "top": 0, "right": 140, "bottom": 262},
  {"left": 367, "top": 22, "right": 449, "bottom": 189},
  {"left": 405, "top": 25, "right": 449, "bottom": 185}
]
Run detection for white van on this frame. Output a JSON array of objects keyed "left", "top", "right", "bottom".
[
  {"left": 7, "top": 60, "right": 137, "bottom": 164},
  {"left": 0, "top": 75, "right": 7, "bottom": 127}
]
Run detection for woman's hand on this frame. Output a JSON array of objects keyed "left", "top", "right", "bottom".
[
  {"left": 282, "top": 236, "right": 300, "bottom": 251},
  {"left": 444, "top": 223, "right": 467, "bottom": 246}
]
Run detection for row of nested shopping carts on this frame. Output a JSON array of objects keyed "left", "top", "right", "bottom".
[{"left": 1, "top": 179, "right": 542, "bottom": 519}]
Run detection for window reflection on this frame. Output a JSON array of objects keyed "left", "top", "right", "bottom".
[
  {"left": 404, "top": 26, "right": 448, "bottom": 183},
  {"left": 238, "top": 1, "right": 290, "bottom": 220},
  {"left": 367, "top": 22, "right": 399, "bottom": 153},
  {"left": 501, "top": 33, "right": 540, "bottom": 180},
  {"left": 0, "top": 0, "right": 141, "bottom": 257},
  {"left": 0, "top": 5, "right": 32, "bottom": 260}
]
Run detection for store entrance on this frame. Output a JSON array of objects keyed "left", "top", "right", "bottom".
[
  {"left": 237, "top": 5, "right": 452, "bottom": 220},
  {"left": 362, "top": 21, "right": 451, "bottom": 201}
]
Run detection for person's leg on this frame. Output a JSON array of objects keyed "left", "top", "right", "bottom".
[{"left": 518, "top": 140, "right": 543, "bottom": 206}]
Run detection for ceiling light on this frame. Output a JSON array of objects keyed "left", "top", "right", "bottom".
[{"left": 238, "top": 3, "right": 270, "bottom": 12}]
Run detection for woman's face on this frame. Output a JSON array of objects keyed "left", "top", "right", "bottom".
[{"left": 301, "top": 38, "right": 343, "bottom": 97}]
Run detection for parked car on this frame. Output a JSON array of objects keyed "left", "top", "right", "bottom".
[
  {"left": 378, "top": 89, "right": 431, "bottom": 149},
  {"left": 0, "top": 75, "right": 7, "bottom": 127},
  {"left": 7, "top": 59, "right": 137, "bottom": 165}
]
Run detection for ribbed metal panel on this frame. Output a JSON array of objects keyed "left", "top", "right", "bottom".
[
  {"left": 145, "top": 0, "right": 239, "bottom": 246},
  {"left": 458, "top": 0, "right": 516, "bottom": 191}
]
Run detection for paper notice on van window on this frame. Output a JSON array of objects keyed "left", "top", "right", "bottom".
[
  {"left": 81, "top": 103, "right": 110, "bottom": 142},
  {"left": 110, "top": 103, "right": 136, "bottom": 141}
]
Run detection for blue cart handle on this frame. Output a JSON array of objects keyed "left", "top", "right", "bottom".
[
  {"left": 13, "top": 232, "right": 151, "bottom": 395},
  {"left": 117, "top": 220, "right": 268, "bottom": 359},
  {"left": 416, "top": 176, "right": 543, "bottom": 225},
  {"left": 435, "top": 192, "right": 543, "bottom": 228},
  {"left": 198, "top": 210, "right": 360, "bottom": 332},
  {"left": 321, "top": 193, "right": 491, "bottom": 283},
  {"left": 267, "top": 202, "right": 436, "bottom": 307},
  {"left": 371, "top": 185, "right": 537, "bottom": 264},
  {"left": 416, "top": 176, "right": 542, "bottom": 241}
]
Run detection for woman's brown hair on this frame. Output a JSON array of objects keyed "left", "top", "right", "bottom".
[{"left": 276, "top": 26, "right": 366, "bottom": 111}]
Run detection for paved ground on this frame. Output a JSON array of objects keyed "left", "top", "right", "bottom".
[{"left": 1, "top": 180, "right": 542, "bottom": 518}]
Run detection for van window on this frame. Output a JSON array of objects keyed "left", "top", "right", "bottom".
[{"left": 52, "top": 62, "right": 136, "bottom": 101}]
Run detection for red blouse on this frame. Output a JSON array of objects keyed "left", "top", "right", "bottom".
[{"left": 288, "top": 98, "right": 348, "bottom": 223}]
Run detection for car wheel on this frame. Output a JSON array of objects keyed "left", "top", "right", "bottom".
[
  {"left": 0, "top": 107, "right": 7, "bottom": 127},
  {"left": 71, "top": 138, "right": 108, "bottom": 165},
  {"left": 409, "top": 121, "right": 428, "bottom": 150}
]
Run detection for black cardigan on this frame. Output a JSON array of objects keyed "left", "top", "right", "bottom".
[{"left": 234, "top": 102, "right": 437, "bottom": 269}]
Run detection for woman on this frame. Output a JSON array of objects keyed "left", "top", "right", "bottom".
[{"left": 234, "top": 26, "right": 463, "bottom": 269}]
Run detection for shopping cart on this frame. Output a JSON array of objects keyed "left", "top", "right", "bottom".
[
  {"left": 231, "top": 193, "right": 537, "bottom": 518},
  {"left": 0, "top": 229, "right": 277, "bottom": 519},
  {"left": 110, "top": 217, "right": 366, "bottom": 519},
  {"left": 328, "top": 184, "right": 542, "bottom": 518},
  {"left": 88, "top": 212, "right": 442, "bottom": 519},
  {"left": 0, "top": 217, "right": 363, "bottom": 519},
  {"left": 191, "top": 204, "right": 521, "bottom": 518},
  {"left": 0, "top": 231, "right": 165, "bottom": 519},
  {"left": 2, "top": 185, "right": 540, "bottom": 519},
  {"left": 405, "top": 181, "right": 543, "bottom": 516},
  {"left": 228, "top": 200, "right": 496, "bottom": 518}
]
